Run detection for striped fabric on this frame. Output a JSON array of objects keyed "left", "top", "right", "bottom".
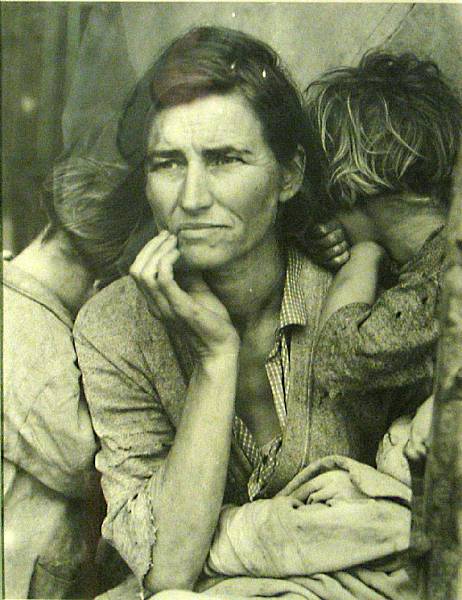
[{"left": 232, "top": 248, "right": 307, "bottom": 500}]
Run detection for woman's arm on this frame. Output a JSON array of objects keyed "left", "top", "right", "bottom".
[
  {"left": 127, "top": 232, "right": 241, "bottom": 593},
  {"left": 146, "top": 352, "right": 238, "bottom": 592},
  {"left": 74, "top": 275, "right": 239, "bottom": 594}
]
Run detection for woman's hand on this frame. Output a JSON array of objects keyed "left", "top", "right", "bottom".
[{"left": 129, "top": 230, "right": 240, "bottom": 359}]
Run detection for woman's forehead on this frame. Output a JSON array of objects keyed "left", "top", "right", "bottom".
[{"left": 147, "top": 91, "right": 266, "bottom": 151}]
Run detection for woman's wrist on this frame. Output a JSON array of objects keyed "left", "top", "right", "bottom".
[{"left": 197, "top": 342, "right": 240, "bottom": 374}]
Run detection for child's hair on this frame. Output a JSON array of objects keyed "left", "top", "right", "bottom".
[
  {"left": 41, "top": 157, "right": 146, "bottom": 279},
  {"left": 305, "top": 51, "right": 462, "bottom": 209}
]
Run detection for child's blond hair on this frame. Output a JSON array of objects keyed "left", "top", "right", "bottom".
[{"left": 305, "top": 52, "right": 462, "bottom": 209}]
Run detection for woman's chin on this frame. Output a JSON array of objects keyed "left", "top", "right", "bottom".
[{"left": 178, "top": 246, "right": 232, "bottom": 272}]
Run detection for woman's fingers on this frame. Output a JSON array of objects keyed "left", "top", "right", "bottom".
[
  {"left": 290, "top": 476, "right": 324, "bottom": 502},
  {"left": 130, "top": 234, "right": 181, "bottom": 321},
  {"left": 130, "top": 233, "right": 238, "bottom": 351},
  {"left": 306, "top": 486, "right": 334, "bottom": 504},
  {"left": 130, "top": 229, "right": 171, "bottom": 274},
  {"left": 130, "top": 234, "right": 177, "bottom": 282}
]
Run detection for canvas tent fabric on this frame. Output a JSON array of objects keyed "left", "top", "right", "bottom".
[{"left": 61, "top": 4, "right": 462, "bottom": 165}]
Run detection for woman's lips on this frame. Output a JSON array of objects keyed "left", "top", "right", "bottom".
[
  {"left": 178, "top": 223, "right": 226, "bottom": 230},
  {"left": 177, "top": 224, "right": 228, "bottom": 238}
]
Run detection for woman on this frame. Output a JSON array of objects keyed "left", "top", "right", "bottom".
[{"left": 74, "top": 28, "right": 428, "bottom": 599}]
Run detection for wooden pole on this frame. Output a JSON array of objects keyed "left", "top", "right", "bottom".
[{"left": 418, "top": 152, "right": 462, "bottom": 599}]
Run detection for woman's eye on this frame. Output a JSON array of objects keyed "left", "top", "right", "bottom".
[
  {"left": 210, "top": 154, "right": 242, "bottom": 167},
  {"left": 149, "top": 160, "right": 181, "bottom": 172}
]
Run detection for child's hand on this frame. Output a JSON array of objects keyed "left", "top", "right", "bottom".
[
  {"left": 289, "top": 469, "right": 367, "bottom": 504},
  {"left": 303, "top": 219, "right": 350, "bottom": 271},
  {"left": 404, "top": 396, "right": 434, "bottom": 464}
]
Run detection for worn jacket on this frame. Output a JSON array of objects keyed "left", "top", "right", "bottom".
[
  {"left": 73, "top": 244, "right": 439, "bottom": 589},
  {"left": 3, "top": 260, "right": 97, "bottom": 599}
]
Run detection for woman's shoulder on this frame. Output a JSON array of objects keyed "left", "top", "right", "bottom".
[{"left": 74, "top": 275, "right": 161, "bottom": 346}]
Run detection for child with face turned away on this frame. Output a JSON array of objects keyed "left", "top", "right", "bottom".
[
  {"left": 297, "top": 52, "right": 462, "bottom": 506},
  {"left": 3, "top": 158, "right": 142, "bottom": 599},
  {"left": 294, "top": 51, "right": 462, "bottom": 505}
]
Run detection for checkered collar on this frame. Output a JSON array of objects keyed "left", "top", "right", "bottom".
[{"left": 279, "top": 247, "right": 307, "bottom": 330}]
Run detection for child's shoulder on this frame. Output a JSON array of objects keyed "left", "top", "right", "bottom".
[{"left": 397, "top": 225, "right": 447, "bottom": 282}]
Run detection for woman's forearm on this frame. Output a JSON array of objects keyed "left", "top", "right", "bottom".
[{"left": 144, "top": 347, "right": 239, "bottom": 593}]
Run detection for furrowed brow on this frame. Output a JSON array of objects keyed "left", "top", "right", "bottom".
[{"left": 203, "top": 145, "right": 251, "bottom": 157}]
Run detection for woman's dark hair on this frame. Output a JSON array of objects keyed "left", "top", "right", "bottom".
[
  {"left": 305, "top": 51, "right": 462, "bottom": 208},
  {"left": 116, "top": 26, "right": 324, "bottom": 245},
  {"left": 118, "top": 26, "right": 312, "bottom": 167},
  {"left": 42, "top": 157, "right": 146, "bottom": 278}
]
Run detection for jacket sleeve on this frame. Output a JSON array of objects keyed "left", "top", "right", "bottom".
[
  {"left": 3, "top": 302, "right": 97, "bottom": 497},
  {"left": 74, "top": 310, "right": 176, "bottom": 586},
  {"left": 314, "top": 270, "right": 441, "bottom": 393}
]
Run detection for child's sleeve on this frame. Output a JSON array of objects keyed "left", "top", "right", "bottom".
[{"left": 314, "top": 269, "right": 441, "bottom": 393}]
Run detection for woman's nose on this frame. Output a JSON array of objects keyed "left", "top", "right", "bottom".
[{"left": 179, "top": 164, "right": 213, "bottom": 212}]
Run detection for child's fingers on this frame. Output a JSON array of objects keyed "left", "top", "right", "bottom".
[
  {"left": 324, "top": 250, "right": 351, "bottom": 270},
  {"left": 317, "top": 241, "right": 350, "bottom": 260},
  {"left": 309, "top": 220, "right": 340, "bottom": 239},
  {"left": 404, "top": 439, "right": 428, "bottom": 463},
  {"left": 311, "top": 228, "right": 346, "bottom": 249}
]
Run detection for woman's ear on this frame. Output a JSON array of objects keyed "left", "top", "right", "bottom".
[{"left": 279, "top": 144, "right": 306, "bottom": 203}]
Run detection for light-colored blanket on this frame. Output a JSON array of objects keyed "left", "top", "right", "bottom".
[{"left": 100, "top": 417, "right": 419, "bottom": 600}]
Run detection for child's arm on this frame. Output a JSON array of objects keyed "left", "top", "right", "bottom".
[
  {"left": 319, "top": 241, "right": 386, "bottom": 329},
  {"left": 316, "top": 260, "right": 442, "bottom": 393},
  {"left": 315, "top": 202, "right": 445, "bottom": 393},
  {"left": 404, "top": 396, "right": 434, "bottom": 464}
]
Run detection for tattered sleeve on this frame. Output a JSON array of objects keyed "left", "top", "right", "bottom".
[
  {"left": 74, "top": 306, "right": 176, "bottom": 585},
  {"left": 314, "top": 271, "right": 441, "bottom": 393}
]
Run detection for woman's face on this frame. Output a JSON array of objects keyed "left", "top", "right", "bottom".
[{"left": 145, "top": 91, "right": 297, "bottom": 271}]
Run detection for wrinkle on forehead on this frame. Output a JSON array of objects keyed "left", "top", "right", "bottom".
[{"left": 147, "top": 92, "right": 267, "bottom": 155}]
